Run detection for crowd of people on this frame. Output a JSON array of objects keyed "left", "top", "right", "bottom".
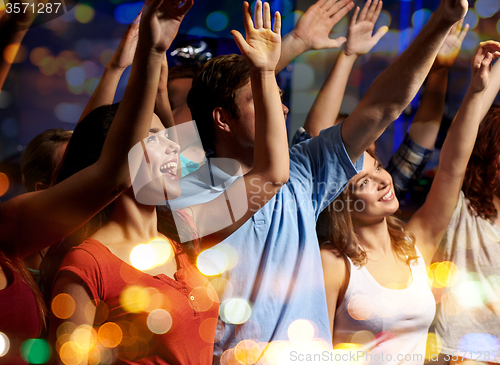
[{"left": 1, "top": 0, "right": 500, "bottom": 364}]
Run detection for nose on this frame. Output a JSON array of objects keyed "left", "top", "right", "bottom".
[
  {"left": 282, "top": 103, "right": 289, "bottom": 119},
  {"left": 162, "top": 136, "right": 180, "bottom": 155},
  {"left": 376, "top": 171, "right": 391, "bottom": 190}
]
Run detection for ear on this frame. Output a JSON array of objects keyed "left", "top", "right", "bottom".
[
  {"left": 213, "top": 107, "right": 232, "bottom": 133},
  {"left": 35, "top": 182, "right": 49, "bottom": 191}
]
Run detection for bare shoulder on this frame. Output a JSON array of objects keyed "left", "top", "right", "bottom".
[{"left": 320, "top": 247, "right": 347, "bottom": 285}]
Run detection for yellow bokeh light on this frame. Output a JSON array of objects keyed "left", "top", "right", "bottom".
[
  {"left": 98, "top": 322, "right": 122, "bottom": 348},
  {"left": 70, "top": 325, "right": 97, "bottom": 352},
  {"left": 120, "top": 286, "right": 150, "bottom": 313},
  {"left": 217, "top": 243, "right": 239, "bottom": 270},
  {"left": 52, "top": 293, "right": 76, "bottom": 319},
  {"left": 221, "top": 298, "right": 252, "bottom": 325},
  {"left": 3, "top": 44, "right": 27, "bottom": 64},
  {"left": 288, "top": 319, "right": 315, "bottom": 343},
  {"left": 425, "top": 332, "right": 442, "bottom": 357},
  {"left": 234, "top": 340, "right": 261, "bottom": 365},
  {"left": 435, "top": 261, "right": 459, "bottom": 287},
  {"left": 428, "top": 262, "right": 443, "bottom": 288},
  {"left": 149, "top": 238, "right": 173, "bottom": 267},
  {"left": 197, "top": 248, "right": 229, "bottom": 276},
  {"left": 220, "top": 348, "right": 240, "bottom": 365},
  {"left": 59, "top": 341, "right": 84, "bottom": 365},
  {"left": 0, "top": 173, "right": 10, "bottom": 197},
  {"left": 0, "top": 332, "right": 10, "bottom": 357},
  {"left": 147, "top": 309, "right": 172, "bottom": 334},
  {"left": 39, "top": 56, "right": 58, "bottom": 76},
  {"left": 347, "top": 295, "right": 373, "bottom": 320},
  {"left": 75, "top": 4, "right": 95, "bottom": 23},
  {"left": 87, "top": 345, "right": 101, "bottom": 365},
  {"left": 130, "top": 244, "right": 156, "bottom": 271}
]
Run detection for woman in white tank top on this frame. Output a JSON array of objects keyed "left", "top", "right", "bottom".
[{"left": 319, "top": 42, "right": 500, "bottom": 364}]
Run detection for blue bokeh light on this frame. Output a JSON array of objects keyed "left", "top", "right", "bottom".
[
  {"left": 114, "top": 2, "right": 143, "bottom": 25},
  {"left": 206, "top": 11, "right": 229, "bottom": 32}
]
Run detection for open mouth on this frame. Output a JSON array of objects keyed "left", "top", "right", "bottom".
[
  {"left": 160, "top": 161, "right": 178, "bottom": 180},
  {"left": 379, "top": 190, "right": 394, "bottom": 202}
]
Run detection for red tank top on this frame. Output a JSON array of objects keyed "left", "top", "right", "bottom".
[{"left": 57, "top": 238, "right": 219, "bottom": 364}]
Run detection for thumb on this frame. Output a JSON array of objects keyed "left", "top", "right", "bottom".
[
  {"left": 373, "top": 26, "right": 389, "bottom": 43},
  {"left": 328, "top": 36, "right": 347, "bottom": 49},
  {"left": 231, "top": 30, "right": 250, "bottom": 55}
]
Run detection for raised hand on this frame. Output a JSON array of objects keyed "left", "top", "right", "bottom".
[
  {"left": 433, "top": 19, "right": 468, "bottom": 70},
  {"left": 470, "top": 41, "right": 500, "bottom": 93},
  {"left": 231, "top": 1, "right": 281, "bottom": 72},
  {"left": 291, "top": 0, "right": 355, "bottom": 50},
  {"left": 109, "top": 13, "right": 141, "bottom": 71},
  {"left": 344, "top": 0, "right": 388, "bottom": 57},
  {"left": 435, "top": 0, "right": 468, "bottom": 26},
  {"left": 140, "top": 0, "right": 193, "bottom": 54}
]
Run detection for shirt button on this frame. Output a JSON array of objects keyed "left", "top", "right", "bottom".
[
  {"left": 190, "top": 295, "right": 195, "bottom": 300},
  {"left": 182, "top": 287, "right": 187, "bottom": 293}
]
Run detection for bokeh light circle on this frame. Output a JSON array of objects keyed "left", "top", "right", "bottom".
[
  {"left": 52, "top": 293, "right": 76, "bottom": 319},
  {"left": 20, "top": 339, "right": 51, "bottom": 364},
  {"left": 288, "top": 319, "right": 315, "bottom": 342},
  {"left": 147, "top": 309, "right": 172, "bottom": 334},
  {"left": 0, "top": 332, "right": 9, "bottom": 357},
  {"left": 98, "top": 322, "right": 123, "bottom": 348},
  {"left": 130, "top": 244, "right": 156, "bottom": 270},
  {"left": 206, "top": 11, "right": 229, "bottom": 32},
  {"left": 221, "top": 298, "right": 252, "bottom": 325}
]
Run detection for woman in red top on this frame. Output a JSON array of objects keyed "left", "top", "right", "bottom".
[
  {"left": 48, "top": 1, "right": 288, "bottom": 363},
  {"left": 0, "top": 0, "right": 177, "bottom": 363}
]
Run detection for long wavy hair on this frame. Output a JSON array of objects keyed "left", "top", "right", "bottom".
[
  {"left": 40, "top": 104, "right": 197, "bottom": 306},
  {"left": 462, "top": 105, "right": 500, "bottom": 219},
  {"left": 318, "top": 152, "right": 417, "bottom": 267}
]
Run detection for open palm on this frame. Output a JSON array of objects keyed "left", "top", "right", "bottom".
[{"left": 231, "top": 1, "right": 281, "bottom": 72}]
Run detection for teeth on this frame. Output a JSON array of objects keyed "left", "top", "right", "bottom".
[
  {"left": 381, "top": 191, "right": 392, "bottom": 201},
  {"left": 160, "top": 162, "right": 177, "bottom": 172}
]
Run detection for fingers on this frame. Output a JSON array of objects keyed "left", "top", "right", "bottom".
[
  {"left": 242, "top": 1, "right": 254, "bottom": 35},
  {"left": 178, "top": 0, "right": 194, "bottom": 15},
  {"left": 358, "top": 0, "right": 372, "bottom": 21},
  {"left": 231, "top": 29, "right": 250, "bottom": 55},
  {"left": 350, "top": 6, "right": 360, "bottom": 27},
  {"left": 263, "top": 2, "right": 271, "bottom": 29},
  {"left": 371, "top": 0, "right": 383, "bottom": 23},
  {"left": 328, "top": 0, "right": 355, "bottom": 25},
  {"left": 132, "top": 11, "right": 142, "bottom": 24},
  {"left": 273, "top": 11, "right": 281, "bottom": 35},
  {"left": 458, "top": 23, "right": 469, "bottom": 43},
  {"left": 254, "top": 0, "right": 263, "bottom": 29},
  {"left": 373, "top": 25, "right": 389, "bottom": 43}
]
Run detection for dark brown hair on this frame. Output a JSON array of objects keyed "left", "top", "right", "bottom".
[
  {"left": 21, "top": 128, "right": 72, "bottom": 192},
  {"left": 462, "top": 105, "right": 500, "bottom": 219},
  {"left": 187, "top": 54, "right": 250, "bottom": 152}
]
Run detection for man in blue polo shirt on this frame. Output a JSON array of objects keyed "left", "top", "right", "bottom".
[{"left": 168, "top": 0, "right": 467, "bottom": 360}]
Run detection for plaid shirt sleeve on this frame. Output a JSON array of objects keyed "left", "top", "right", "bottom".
[
  {"left": 291, "top": 127, "right": 312, "bottom": 145},
  {"left": 386, "top": 133, "right": 434, "bottom": 200}
]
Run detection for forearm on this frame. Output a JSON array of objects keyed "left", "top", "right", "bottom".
[
  {"left": 480, "top": 60, "right": 500, "bottom": 119},
  {"left": 251, "top": 70, "right": 289, "bottom": 183},
  {"left": 0, "top": 21, "right": 28, "bottom": 90},
  {"left": 439, "top": 88, "right": 484, "bottom": 176},
  {"left": 408, "top": 67, "right": 449, "bottom": 149},
  {"left": 304, "top": 51, "right": 356, "bottom": 137},
  {"left": 97, "top": 44, "right": 164, "bottom": 187},
  {"left": 342, "top": 13, "right": 455, "bottom": 161},
  {"left": 276, "top": 31, "right": 309, "bottom": 73},
  {"left": 78, "top": 65, "right": 124, "bottom": 123}
]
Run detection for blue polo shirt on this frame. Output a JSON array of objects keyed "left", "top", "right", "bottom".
[{"left": 169, "top": 122, "right": 363, "bottom": 358}]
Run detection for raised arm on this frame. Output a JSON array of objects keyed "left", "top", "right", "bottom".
[
  {"left": 303, "top": 0, "right": 387, "bottom": 137},
  {"left": 154, "top": 53, "right": 176, "bottom": 129},
  {"left": 386, "top": 20, "right": 468, "bottom": 199},
  {"left": 408, "top": 20, "right": 468, "bottom": 149},
  {"left": 407, "top": 41, "right": 500, "bottom": 265},
  {"left": 341, "top": 0, "right": 468, "bottom": 162},
  {"left": 190, "top": 0, "right": 288, "bottom": 245},
  {"left": 78, "top": 15, "right": 140, "bottom": 123},
  {"left": 276, "top": 0, "right": 354, "bottom": 73},
  {"left": 480, "top": 53, "right": 500, "bottom": 119},
  {"left": 0, "top": 0, "right": 37, "bottom": 90},
  {"left": 0, "top": 0, "right": 193, "bottom": 257}
]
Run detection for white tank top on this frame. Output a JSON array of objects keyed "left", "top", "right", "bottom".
[{"left": 333, "top": 247, "right": 435, "bottom": 364}]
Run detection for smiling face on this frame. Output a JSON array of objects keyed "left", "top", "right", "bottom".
[
  {"left": 143, "top": 114, "right": 181, "bottom": 200},
  {"left": 349, "top": 152, "right": 399, "bottom": 225}
]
